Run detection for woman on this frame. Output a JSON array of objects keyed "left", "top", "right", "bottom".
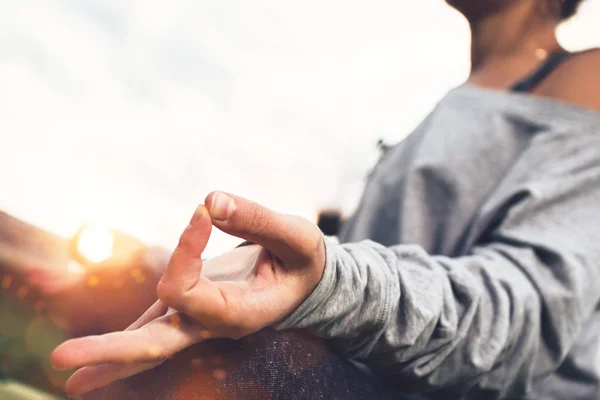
[{"left": 52, "top": 0, "right": 600, "bottom": 399}]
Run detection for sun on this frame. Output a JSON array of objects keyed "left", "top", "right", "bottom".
[{"left": 75, "top": 224, "right": 115, "bottom": 264}]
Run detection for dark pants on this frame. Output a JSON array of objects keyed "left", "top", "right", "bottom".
[{"left": 83, "top": 329, "right": 421, "bottom": 400}]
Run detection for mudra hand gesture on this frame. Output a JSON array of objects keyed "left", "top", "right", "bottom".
[{"left": 52, "top": 192, "right": 326, "bottom": 397}]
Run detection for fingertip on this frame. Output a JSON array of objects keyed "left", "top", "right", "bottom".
[
  {"left": 51, "top": 343, "right": 72, "bottom": 371},
  {"left": 51, "top": 337, "right": 98, "bottom": 371},
  {"left": 65, "top": 366, "right": 104, "bottom": 398},
  {"left": 190, "top": 204, "right": 209, "bottom": 225},
  {"left": 64, "top": 371, "right": 84, "bottom": 398},
  {"left": 206, "top": 191, "right": 236, "bottom": 222},
  {"left": 204, "top": 191, "right": 222, "bottom": 206},
  {"left": 204, "top": 191, "right": 218, "bottom": 214}
]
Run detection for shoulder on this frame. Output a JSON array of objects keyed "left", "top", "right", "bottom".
[{"left": 536, "top": 48, "right": 600, "bottom": 112}]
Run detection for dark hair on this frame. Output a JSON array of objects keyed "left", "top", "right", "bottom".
[{"left": 560, "top": 0, "right": 585, "bottom": 19}]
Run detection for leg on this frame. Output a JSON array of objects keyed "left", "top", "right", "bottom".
[{"left": 82, "top": 329, "right": 400, "bottom": 400}]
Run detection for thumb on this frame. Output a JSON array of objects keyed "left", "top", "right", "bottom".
[{"left": 205, "top": 191, "right": 322, "bottom": 264}]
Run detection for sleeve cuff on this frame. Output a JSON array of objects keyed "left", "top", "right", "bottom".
[{"left": 274, "top": 235, "right": 338, "bottom": 330}]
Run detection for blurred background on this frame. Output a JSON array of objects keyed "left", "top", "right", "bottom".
[{"left": 0, "top": 0, "right": 599, "bottom": 257}]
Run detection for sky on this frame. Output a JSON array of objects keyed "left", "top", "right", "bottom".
[{"left": 0, "top": 0, "right": 598, "bottom": 257}]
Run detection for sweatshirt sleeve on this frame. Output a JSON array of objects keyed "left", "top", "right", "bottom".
[{"left": 275, "top": 136, "right": 600, "bottom": 399}]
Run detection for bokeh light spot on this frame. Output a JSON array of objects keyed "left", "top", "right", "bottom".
[
  {"left": 2, "top": 275, "right": 12, "bottom": 289},
  {"left": 17, "top": 285, "right": 29, "bottom": 298},
  {"left": 212, "top": 368, "right": 227, "bottom": 380},
  {"left": 87, "top": 275, "right": 100, "bottom": 286},
  {"left": 148, "top": 346, "right": 162, "bottom": 358},
  {"left": 76, "top": 225, "right": 115, "bottom": 263}
]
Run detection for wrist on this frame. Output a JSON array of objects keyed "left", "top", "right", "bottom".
[{"left": 275, "top": 235, "right": 335, "bottom": 331}]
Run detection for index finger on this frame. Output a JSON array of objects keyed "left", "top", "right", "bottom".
[{"left": 160, "top": 205, "right": 212, "bottom": 292}]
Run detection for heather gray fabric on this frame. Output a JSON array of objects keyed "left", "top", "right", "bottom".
[{"left": 277, "top": 84, "right": 600, "bottom": 399}]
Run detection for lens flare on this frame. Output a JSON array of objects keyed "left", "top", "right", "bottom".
[{"left": 76, "top": 225, "right": 115, "bottom": 263}]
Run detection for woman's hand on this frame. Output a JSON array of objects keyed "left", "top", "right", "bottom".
[{"left": 51, "top": 191, "right": 326, "bottom": 397}]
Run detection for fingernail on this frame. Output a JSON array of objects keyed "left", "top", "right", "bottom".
[
  {"left": 190, "top": 205, "right": 206, "bottom": 225},
  {"left": 210, "top": 192, "right": 236, "bottom": 221}
]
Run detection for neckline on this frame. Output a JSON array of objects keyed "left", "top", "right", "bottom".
[{"left": 452, "top": 82, "right": 600, "bottom": 127}]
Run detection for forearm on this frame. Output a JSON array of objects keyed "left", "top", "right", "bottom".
[{"left": 276, "top": 237, "right": 598, "bottom": 398}]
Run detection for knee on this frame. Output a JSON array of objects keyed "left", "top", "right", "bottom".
[{"left": 82, "top": 329, "right": 329, "bottom": 400}]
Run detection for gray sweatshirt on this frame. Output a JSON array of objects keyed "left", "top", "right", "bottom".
[{"left": 277, "top": 84, "right": 600, "bottom": 399}]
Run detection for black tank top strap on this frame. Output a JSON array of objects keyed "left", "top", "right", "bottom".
[{"left": 510, "top": 50, "right": 571, "bottom": 93}]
